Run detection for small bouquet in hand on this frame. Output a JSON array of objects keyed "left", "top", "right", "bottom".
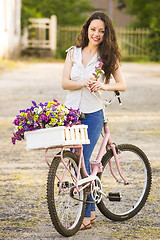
[
  {"left": 12, "top": 99, "right": 81, "bottom": 144},
  {"left": 89, "top": 62, "right": 104, "bottom": 92},
  {"left": 92, "top": 62, "right": 104, "bottom": 80}
]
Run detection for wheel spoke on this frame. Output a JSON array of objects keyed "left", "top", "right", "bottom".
[
  {"left": 97, "top": 144, "right": 152, "bottom": 221},
  {"left": 47, "top": 151, "right": 86, "bottom": 236}
]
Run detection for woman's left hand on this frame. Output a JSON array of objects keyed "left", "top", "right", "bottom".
[{"left": 89, "top": 80, "right": 105, "bottom": 92}]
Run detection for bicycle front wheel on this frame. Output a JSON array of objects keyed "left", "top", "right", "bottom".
[
  {"left": 97, "top": 144, "right": 152, "bottom": 221},
  {"left": 47, "top": 151, "right": 86, "bottom": 237}
]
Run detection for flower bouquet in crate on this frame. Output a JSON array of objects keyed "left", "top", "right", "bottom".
[{"left": 12, "top": 99, "right": 90, "bottom": 150}]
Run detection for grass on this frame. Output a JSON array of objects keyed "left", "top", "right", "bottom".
[
  {"left": 97, "top": 220, "right": 160, "bottom": 240},
  {"left": 0, "top": 56, "right": 64, "bottom": 75},
  {"left": 0, "top": 166, "right": 49, "bottom": 239},
  {"left": 122, "top": 57, "right": 160, "bottom": 64},
  {"left": 131, "top": 128, "right": 160, "bottom": 136},
  {"left": 1, "top": 220, "right": 36, "bottom": 228},
  {"left": 0, "top": 59, "right": 28, "bottom": 76},
  {"left": 19, "top": 56, "right": 64, "bottom": 63},
  {"left": 113, "top": 226, "right": 159, "bottom": 240},
  {"left": 0, "top": 56, "right": 159, "bottom": 71}
]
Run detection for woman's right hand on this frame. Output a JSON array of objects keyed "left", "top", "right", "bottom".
[{"left": 84, "top": 77, "right": 95, "bottom": 88}]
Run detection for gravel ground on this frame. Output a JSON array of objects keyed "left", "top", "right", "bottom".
[{"left": 0, "top": 62, "right": 160, "bottom": 240}]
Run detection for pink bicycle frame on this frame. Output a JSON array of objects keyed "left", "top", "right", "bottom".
[
  {"left": 45, "top": 124, "right": 128, "bottom": 196},
  {"left": 45, "top": 144, "right": 90, "bottom": 194},
  {"left": 90, "top": 123, "right": 128, "bottom": 184}
]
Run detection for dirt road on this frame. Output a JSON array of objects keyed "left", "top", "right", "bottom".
[{"left": 0, "top": 62, "right": 160, "bottom": 239}]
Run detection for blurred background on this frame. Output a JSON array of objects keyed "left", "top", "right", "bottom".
[{"left": 0, "top": 0, "right": 160, "bottom": 62}]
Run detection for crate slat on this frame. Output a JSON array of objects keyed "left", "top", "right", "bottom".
[{"left": 24, "top": 125, "right": 90, "bottom": 150}]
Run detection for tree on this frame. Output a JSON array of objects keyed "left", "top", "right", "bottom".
[
  {"left": 117, "top": 0, "right": 160, "bottom": 28},
  {"left": 117, "top": 0, "right": 160, "bottom": 61},
  {"left": 21, "top": 0, "right": 94, "bottom": 29}
]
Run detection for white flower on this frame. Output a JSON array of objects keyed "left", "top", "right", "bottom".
[
  {"left": 45, "top": 124, "right": 51, "bottom": 128},
  {"left": 64, "top": 108, "right": 69, "bottom": 114},
  {"left": 38, "top": 106, "right": 43, "bottom": 114},
  {"left": 14, "top": 126, "right": 19, "bottom": 133},
  {"left": 34, "top": 106, "right": 43, "bottom": 115}
]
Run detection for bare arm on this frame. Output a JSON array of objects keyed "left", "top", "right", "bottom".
[{"left": 62, "top": 50, "right": 85, "bottom": 90}]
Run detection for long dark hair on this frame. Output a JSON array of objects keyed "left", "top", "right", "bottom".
[{"left": 76, "top": 11, "right": 121, "bottom": 83}]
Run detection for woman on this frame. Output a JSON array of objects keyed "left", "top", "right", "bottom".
[{"left": 62, "top": 11, "right": 127, "bottom": 230}]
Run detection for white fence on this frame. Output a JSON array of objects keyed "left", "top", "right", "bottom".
[
  {"left": 58, "top": 26, "right": 150, "bottom": 59},
  {"left": 21, "top": 19, "right": 150, "bottom": 59},
  {"left": 21, "top": 16, "right": 57, "bottom": 54}
]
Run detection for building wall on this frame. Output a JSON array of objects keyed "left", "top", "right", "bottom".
[
  {"left": 91, "top": 0, "right": 134, "bottom": 27},
  {"left": 0, "top": 0, "right": 21, "bottom": 59}
]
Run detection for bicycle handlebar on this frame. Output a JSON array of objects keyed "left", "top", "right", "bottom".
[
  {"left": 115, "top": 91, "right": 122, "bottom": 105},
  {"left": 79, "top": 91, "right": 122, "bottom": 121},
  {"left": 104, "top": 91, "right": 122, "bottom": 106}
]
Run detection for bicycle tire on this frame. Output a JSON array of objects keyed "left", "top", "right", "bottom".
[
  {"left": 97, "top": 144, "right": 152, "bottom": 221},
  {"left": 47, "top": 151, "right": 86, "bottom": 237}
]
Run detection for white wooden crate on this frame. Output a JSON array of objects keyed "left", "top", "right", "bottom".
[{"left": 24, "top": 125, "right": 90, "bottom": 150}]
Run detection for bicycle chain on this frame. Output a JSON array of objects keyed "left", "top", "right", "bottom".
[
  {"left": 70, "top": 195, "right": 95, "bottom": 204},
  {"left": 70, "top": 188, "right": 95, "bottom": 203}
]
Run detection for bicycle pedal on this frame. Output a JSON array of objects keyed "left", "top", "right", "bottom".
[{"left": 108, "top": 192, "right": 121, "bottom": 202}]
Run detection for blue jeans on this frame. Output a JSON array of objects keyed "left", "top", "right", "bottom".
[{"left": 81, "top": 109, "right": 104, "bottom": 217}]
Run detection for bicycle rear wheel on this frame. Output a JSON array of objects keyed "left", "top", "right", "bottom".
[
  {"left": 47, "top": 151, "right": 86, "bottom": 236},
  {"left": 97, "top": 144, "right": 152, "bottom": 221}
]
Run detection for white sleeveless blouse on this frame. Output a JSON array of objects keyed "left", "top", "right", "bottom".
[{"left": 64, "top": 46, "right": 105, "bottom": 113}]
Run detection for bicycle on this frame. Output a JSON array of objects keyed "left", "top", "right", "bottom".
[{"left": 45, "top": 91, "right": 152, "bottom": 237}]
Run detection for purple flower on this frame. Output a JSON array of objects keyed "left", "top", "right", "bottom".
[
  {"left": 92, "top": 73, "right": 97, "bottom": 77},
  {"left": 12, "top": 99, "right": 81, "bottom": 144},
  {"left": 32, "top": 100, "right": 37, "bottom": 107},
  {"left": 92, "top": 62, "right": 104, "bottom": 80}
]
